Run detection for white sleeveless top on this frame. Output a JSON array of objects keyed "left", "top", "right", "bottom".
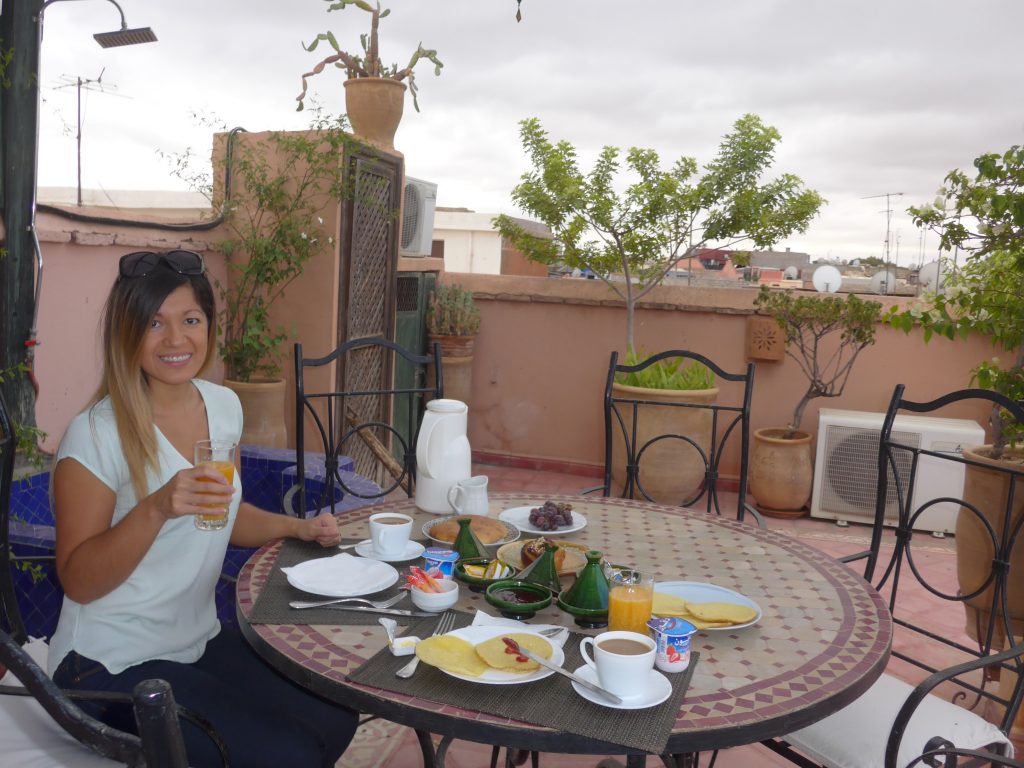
[{"left": 48, "top": 379, "right": 243, "bottom": 675}]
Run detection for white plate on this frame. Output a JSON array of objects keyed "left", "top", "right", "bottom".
[
  {"left": 422, "top": 517, "right": 520, "bottom": 548},
  {"left": 498, "top": 505, "right": 587, "bottom": 536},
  {"left": 283, "top": 553, "right": 399, "bottom": 597},
  {"left": 353, "top": 539, "right": 426, "bottom": 563},
  {"left": 653, "top": 580, "right": 763, "bottom": 630},
  {"left": 431, "top": 626, "right": 565, "bottom": 685},
  {"left": 569, "top": 665, "right": 671, "bottom": 710}
]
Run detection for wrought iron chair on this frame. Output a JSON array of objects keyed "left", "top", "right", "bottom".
[
  {"left": 764, "top": 384, "right": 1024, "bottom": 767},
  {"left": 292, "top": 336, "right": 442, "bottom": 515},
  {"left": 905, "top": 738, "right": 1024, "bottom": 767},
  {"left": 593, "top": 349, "right": 764, "bottom": 527}
]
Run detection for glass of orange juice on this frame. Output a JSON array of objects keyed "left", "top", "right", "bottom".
[
  {"left": 607, "top": 568, "right": 654, "bottom": 635},
  {"left": 194, "top": 439, "right": 237, "bottom": 531}
]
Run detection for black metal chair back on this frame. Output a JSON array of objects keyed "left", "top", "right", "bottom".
[
  {"left": 293, "top": 336, "right": 442, "bottom": 516},
  {"left": 602, "top": 350, "right": 761, "bottom": 524},
  {"left": 865, "top": 384, "right": 1024, "bottom": 752},
  {"left": 0, "top": 390, "right": 23, "bottom": 644}
]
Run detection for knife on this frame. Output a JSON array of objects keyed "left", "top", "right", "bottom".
[
  {"left": 501, "top": 637, "right": 622, "bottom": 705},
  {"left": 324, "top": 605, "right": 434, "bottom": 618}
]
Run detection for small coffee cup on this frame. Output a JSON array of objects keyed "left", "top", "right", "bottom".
[
  {"left": 447, "top": 475, "right": 489, "bottom": 516},
  {"left": 369, "top": 512, "right": 413, "bottom": 558},
  {"left": 579, "top": 630, "right": 656, "bottom": 698}
]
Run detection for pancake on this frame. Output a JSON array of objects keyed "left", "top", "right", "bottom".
[
  {"left": 475, "top": 633, "right": 552, "bottom": 673},
  {"left": 414, "top": 635, "right": 489, "bottom": 677}
]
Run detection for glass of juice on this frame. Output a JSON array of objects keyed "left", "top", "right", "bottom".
[
  {"left": 194, "top": 439, "right": 237, "bottom": 531},
  {"left": 607, "top": 568, "right": 654, "bottom": 635}
]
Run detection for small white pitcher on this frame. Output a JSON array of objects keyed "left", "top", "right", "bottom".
[{"left": 447, "top": 475, "right": 489, "bottom": 516}]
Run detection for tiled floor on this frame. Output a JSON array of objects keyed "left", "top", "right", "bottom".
[{"left": 336, "top": 462, "right": 1006, "bottom": 768}]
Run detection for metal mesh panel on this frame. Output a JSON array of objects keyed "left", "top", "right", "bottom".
[
  {"left": 396, "top": 274, "right": 420, "bottom": 312},
  {"left": 348, "top": 170, "right": 392, "bottom": 340},
  {"left": 821, "top": 426, "right": 920, "bottom": 518}
]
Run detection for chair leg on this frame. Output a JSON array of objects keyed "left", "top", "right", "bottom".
[{"left": 415, "top": 729, "right": 437, "bottom": 768}]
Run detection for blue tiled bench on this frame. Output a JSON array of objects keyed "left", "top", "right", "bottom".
[{"left": 8, "top": 446, "right": 379, "bottom": 637}]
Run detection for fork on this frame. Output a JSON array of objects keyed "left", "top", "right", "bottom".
[
  {"left": 289, "top": 593, "right": 407, "bottom": 610},
  {"left": 396, "top": 610, "right": 456, "bottom": 678}
]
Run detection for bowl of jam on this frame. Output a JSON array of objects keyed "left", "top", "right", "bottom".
[{"left": 484, "top": 579, "right": 553, "bottom": 620}]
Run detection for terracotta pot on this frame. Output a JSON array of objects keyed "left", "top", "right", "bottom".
[
  {"left": 429, "top": 334, "right": 475, "bottom": 358},
  {"left": 749, "top": 428, "right": 813, "bottom": 517},
  {"left": 224, "top": 378, "right": 287, "bottom": 449},
  {"left": 428, "top": 334, "right": 476, "bottom": 407},
  {"left": 343, "top": 78, "right": 406, "bottom": 152},
  {"left": 610, "top": 383, "right": 719, "bottom": 505},
  {"left": 956, "top": 446, "right": 1024, "bottom": 648}
]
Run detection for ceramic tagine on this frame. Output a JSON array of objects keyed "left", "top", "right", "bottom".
[
  {"left": 514, "top": 541, "right": 563, "bottom": 594},
  {"left": 557, "top": 550, "right": 610, "bottom": 628},
  {"left": 452, "top": 517, "right": 488, "bottom": 561}
]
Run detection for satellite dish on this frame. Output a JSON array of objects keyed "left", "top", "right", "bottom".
[
  {"left": 870, "top": 270, "right": 897, "bottom": 295},
  {"left": 918, "top": 261, "right": 946, "bottom": 292},
  {"left": 812, "top": 265, "right": 842, "bottom": 293},
  {"left": 783, "top": 266, "right": 799, "bottom": 280}
]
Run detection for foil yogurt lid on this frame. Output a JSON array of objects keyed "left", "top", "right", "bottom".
[
  {"left": 647, "top": 616, "right": 697, "bottom": 636},
  {"left": 424, "top": 547, "right": 459, "bottom": 562}
]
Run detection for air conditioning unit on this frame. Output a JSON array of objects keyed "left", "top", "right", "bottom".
[
  {"left": 399, "top": 177, "right": 438, "bottom": 257},
  {"left": 810, "top": 408, "right": 984, "bottom": 533}
]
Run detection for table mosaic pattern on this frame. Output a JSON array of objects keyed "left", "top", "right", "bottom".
[{"left": 238, "top": 494, "right": 892, "bottom": 750}]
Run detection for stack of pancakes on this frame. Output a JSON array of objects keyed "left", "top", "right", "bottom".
[{"left": 652, "top": 593, "right": 758, "bottom": 629}]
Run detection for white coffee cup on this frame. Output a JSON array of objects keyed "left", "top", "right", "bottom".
[
  {"left": 369, "top": 512, "right": 413, "bottom": 557},
  {"left": 446, "top": 475, "right": 489, "bottom": 516},
  {"left": 579, "top": 630, "right": 656, "bottom": 699}
]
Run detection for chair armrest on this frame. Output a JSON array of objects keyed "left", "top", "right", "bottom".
[
  {"left": 885, "top": 639, "right": 1024, "bottom": 767},
  {"left": 904, "top": 742, "right": 1024, "bottom": 768}
]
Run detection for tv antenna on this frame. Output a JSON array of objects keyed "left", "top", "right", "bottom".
[
  {"left": 862, "top": 191, "right": 904, "bottom": 278},
  {"left": 53, "top": 68, "right": 128, "bottom": 206}
]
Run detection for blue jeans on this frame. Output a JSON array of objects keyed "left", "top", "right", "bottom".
[{"left": 53, "top": 627, "right": 358, "bottom": 768}]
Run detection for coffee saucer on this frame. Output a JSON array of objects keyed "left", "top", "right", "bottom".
[
  {"left": 354, "top": 540, "right": 426, "bottom": 563},
  {"left": 569, "top": 665, "right": 671, "bottom": 710}
]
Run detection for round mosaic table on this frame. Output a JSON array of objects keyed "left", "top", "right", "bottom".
[{"left": 237, "top": 493, "right": 892, "bottom": 758}]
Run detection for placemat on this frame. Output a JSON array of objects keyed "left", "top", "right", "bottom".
[
  {"left": 248, "top": 538, "right": 421, "bottom": 626},
  {"left": 347, "top": 613, "right": 697, "bottom": 755}
]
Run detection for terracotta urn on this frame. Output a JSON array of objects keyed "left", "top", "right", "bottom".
[
  {"left": 748, "top": 428, "right": 814, "bottom": 517},
  {"left": 428, "top": 334, "right": 476, "bottom": 407},
  {"left": 343, "top": 78, "right": 406, "bottom": 152},
  {"left": 224, "top": 378, "right": 287, "bottom": 449}
]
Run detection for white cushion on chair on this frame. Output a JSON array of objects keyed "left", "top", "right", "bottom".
[
  {"left": 1, "top": 638, "right": 121, "bottom": 767},
  {"left": 786, "top": 673, "right": 1013, "bottom": 768}
]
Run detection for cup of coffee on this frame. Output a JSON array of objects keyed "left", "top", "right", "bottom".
[
  {"left": 447, "top": 475, "right": 489, "bottom": 516},
  {"left": 579, "top": 630, "right": 656, "bottom": 698},
  {"left": 369, "top": 512, "right": 413, "bottom": 558}
]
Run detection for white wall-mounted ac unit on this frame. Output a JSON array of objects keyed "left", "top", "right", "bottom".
[
  {"left": 810, "top": 408, "right": 984, "bottom": 533},
  {"left": 399, "top": 177, "right": 438, "bottom": 257}
]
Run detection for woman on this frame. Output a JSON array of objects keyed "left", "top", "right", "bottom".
[{"left": 49, "top": 249, "right": 357, "bottom": 767}]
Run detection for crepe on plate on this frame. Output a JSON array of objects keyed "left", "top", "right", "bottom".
[
  {"left": 430, "top": 515, "right": 510, "bottom": 545},
  {"left": 652, "top": 592, "right": 758, "bottom": 629},
  {"left": 415, "top": 632, "right": 553, "bottom": 676}
]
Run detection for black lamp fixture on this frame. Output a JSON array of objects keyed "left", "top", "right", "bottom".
[{"left": 40, "top": 0, "right": 158, "bottom": 48}]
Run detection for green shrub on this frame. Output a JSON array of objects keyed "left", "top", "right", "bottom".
[{"left": 614, "top": 349, "right": 716, "bottom": 390}]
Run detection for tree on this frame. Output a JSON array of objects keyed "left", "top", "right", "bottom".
[
  {"left": 494, "top": 114, "right": 824, "bottom": 351},
  {"left": 887, "top": 145, "right": 1024, "bottom": 455}
]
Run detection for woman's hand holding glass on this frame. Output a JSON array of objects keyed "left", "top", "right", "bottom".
[{"left": 149, "top": 465, "right": 236, "bottom": 525}]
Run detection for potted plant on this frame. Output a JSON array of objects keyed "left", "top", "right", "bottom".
[
  {"left": 885, "top": 144, "right": 1024, "bottom": 652},
  {"left": 179, "top": 115, "right": 354, "bottom": 446},
  {"left": 426, "top": 282, "right": 480, "bottom": 406},
  {"left": 610, "top": 350, "right": 717, "bottom": 503},
  {"left": 296, "top": 0, "right": 443, "bottom": 152},
  {"left": 750, "top": 286, "right": 882, "bottom": 516}
]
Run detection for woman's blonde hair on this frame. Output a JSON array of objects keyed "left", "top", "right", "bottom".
[{"left": 91, "top": 260, "right": 217, "bottom": 500}]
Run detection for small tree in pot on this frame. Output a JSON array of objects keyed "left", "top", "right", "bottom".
[
  {"left": 426, "top": 283, "right": 480, "bottom": 406},
  {"left": 750, "top": 287, "right": 882, "bottom": 515}
]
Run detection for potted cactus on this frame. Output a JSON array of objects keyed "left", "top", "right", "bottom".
[
  {"left": 296, "top": 0, "right": 443, "bottom": 151},
  {"left": 426, "top": 283, "right": 480, "bottom": 405}
]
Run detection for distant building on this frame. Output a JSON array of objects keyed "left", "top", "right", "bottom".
[
  {"left": 433, "top": 208, "right": 549, "bottom": 277},
  {"left": 748, "top": 247, "right": 812, "bottom": 272}
]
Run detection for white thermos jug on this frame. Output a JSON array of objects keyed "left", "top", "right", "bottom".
[{"left": 415, "top": 399, "right": 472, "bottom": 514}]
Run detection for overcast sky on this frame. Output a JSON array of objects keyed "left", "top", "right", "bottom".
[{"left": 36, "top": 0, "right": 1024, "bottom": 265}]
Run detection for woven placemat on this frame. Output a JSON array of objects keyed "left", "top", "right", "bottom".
[
  {"left": 248, "top": 538, "right": 421, "bottom": 626},
  {"left": 347, "top": 613, "right": 696, "bottom": 755}
]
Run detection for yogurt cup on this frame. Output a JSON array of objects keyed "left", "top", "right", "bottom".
[
  {"left": 647, "top": 617, "right": 697, "bottom": 673},
  {"left": 423, "top": 547, "right": 459, "bottom": 579}
]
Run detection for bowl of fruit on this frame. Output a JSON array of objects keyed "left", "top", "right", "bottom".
[{"left": 453, "top": 558, "right": 517, "bottom": 593}]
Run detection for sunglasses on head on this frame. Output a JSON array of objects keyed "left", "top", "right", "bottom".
[{"left": 118, "top": 250, "right": 205, "bottom": 279}]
